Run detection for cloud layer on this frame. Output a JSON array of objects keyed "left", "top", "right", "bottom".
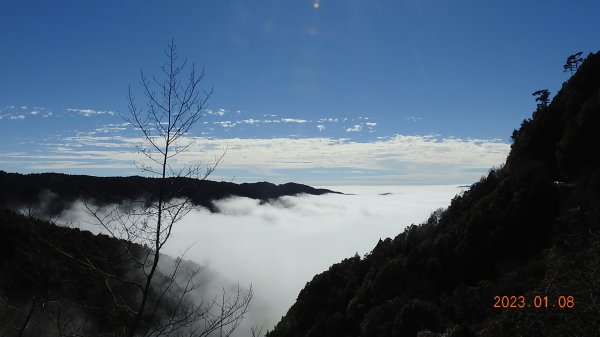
[
  {"left": 58, "top": 185, "right": 462, "bottom": 335},
  {"left": 1, "top": 133, "right": 509, "bottom": 184},
  {"left": 1, "top": 104, "right": 510, "bottom": 184}
]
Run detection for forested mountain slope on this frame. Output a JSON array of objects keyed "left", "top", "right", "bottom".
[
  {"left": 0, "top": 208, "right": 250, "bottom": 337},
  {"left": 1, "top": 209, "right": 153, "bottom": 335},
  {"left": 267, "top": 52, "right": 600, "bottom": 337},
  {"left": 0, "top": 172, "right": 337, "bottom": 216}
]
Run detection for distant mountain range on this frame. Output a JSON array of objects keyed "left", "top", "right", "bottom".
[
  {"left": 0, "top": 171, "right": 338, "bottom": 216},
  {"left": 266, "top": 52, "right": 600, "bottom": 337}
]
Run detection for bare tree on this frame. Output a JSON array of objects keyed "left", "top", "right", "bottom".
[
  {"left": 5, "top": 40, "right": 251, "bottom": 337},
  {"left": 55, "top": 40, "right": 252, "bottom": 337},
  {"left": 113, "top": 39, "right": 251, "bottom": 337}
]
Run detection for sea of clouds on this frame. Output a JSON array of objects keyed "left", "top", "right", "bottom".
[
  {"left": 58, "top": 185, "right": 463, "bottom": 335},
  {"left": 162, "top": 185, "right": 462, "bottom": 333}
]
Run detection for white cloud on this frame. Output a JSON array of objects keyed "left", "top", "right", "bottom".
[
  {"left": 404, "top": 116, "right": 422, "bottom": 122},
  {"left": 10, "top": 115, "right": 26, "bottom": 120},
  {"left": 95, "top": 126, "right": 127, "bottom": 133},
  {"left": 4, "top": 133, "right": 510, "bottom": 184},
  {"left": 170, "top": 187, "right": 459, "bottom": 333},
  {"left": 318, "top": 118, "right": 338, "bottom": 123},
  {"left": 365, "top": 122, "right": 377, "bottom": 127},
  {"left": 30, "top": 111, "right": 40, "bottom": 116},
  {"left": 281, "top": 118, "right": 308, "bottom": 123},
  {"left": 212, "top": 186, "right": 460, "bottom": 331},
  {"left": 67, "top": 108, "right": 116, "bottom": 117},
  {"left": 215, "top": 121, "right": 236, "bottom": 128},
  {"left": 206, "top": 108, "right": 227, "bottom": 116},
  {"left": 317, "top": 124, "right": 326, "bottom": 131},
  {"left": 346, "top": 124, "right": 362, "bottom": 132},
  {"left": 59, "top": 186, "right": 460, "bottom": 336},
  {"left": 212, "top": 118, "right": 307, "bottom": 127}
]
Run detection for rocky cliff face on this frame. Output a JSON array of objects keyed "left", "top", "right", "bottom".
[{"left": 266, "top": 52, "right": 600, "bottom": 337}]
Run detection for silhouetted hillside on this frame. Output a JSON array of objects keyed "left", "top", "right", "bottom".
[
  {"left": 0, "top": 208, "right": 247, "bottom": 337},
  {"left": 0, "top": 172, "right": 338, "bottom": 216},
  {"left": 0, "top": 209, "right": 149, "bottom": 335},
  {"left": 266, "top": 52, "right": 600, "bottom": 337}
]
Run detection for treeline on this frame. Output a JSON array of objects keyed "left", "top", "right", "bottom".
[
  {"left": 267, "top": 52, "right": 600, "bottom": 337},
  {"left": 0, "top": 172, "right": 338, "bottom": 216}
]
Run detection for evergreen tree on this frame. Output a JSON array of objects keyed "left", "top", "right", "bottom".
[
  {"left": 532, "top": 89, "right": 550, "bottom": 110},
  {"left": 563, "top": 51, "right": 583, "bottom": 75}
]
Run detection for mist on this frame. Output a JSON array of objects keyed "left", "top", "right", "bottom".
[
  {"left": 161, "top": 185, "right": 462, "bottom": 333},
  {"left": 54, "top": 185, "right": 462, "bottom": 335}
]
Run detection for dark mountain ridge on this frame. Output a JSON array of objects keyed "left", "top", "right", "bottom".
[
  {"left": 266, "top": 52, "right": 600, "bottom": 337},
  {"left": 0, "top": 208, "right": 233, "bottom": 337},
  {"left": 0, "top": 171, "right": 338, "bottom": 216}
]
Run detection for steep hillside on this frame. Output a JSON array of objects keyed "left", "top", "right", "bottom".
[
  {"left": 0, "top": 208, "right": 247, "bottom": 337},
  {"left": 267, "top": 52, "right": 600, "bottom": 337},
  {"left": 0, "top": 209, "right": 148, "bottom": 335},
  {"left": 0, "top": 172, "right": 337, "bottom": 216}
]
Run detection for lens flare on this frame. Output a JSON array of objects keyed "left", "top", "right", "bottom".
[{"left": 313, "top": 1, "right": 320, "bottom": 9}]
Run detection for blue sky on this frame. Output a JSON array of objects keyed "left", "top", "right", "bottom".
[{"left": 1, "top": 0, "right": 598, "bottom": 185}]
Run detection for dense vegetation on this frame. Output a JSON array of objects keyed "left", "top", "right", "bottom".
[
  {"left": 0, "top": 208, "right": 149, "bottom": 335},
  {"left": 266, "top": 52, "right": 600, "bottom": 337},
  {"left": 0, "top": 172, "right": 337, "bottom": 216}
]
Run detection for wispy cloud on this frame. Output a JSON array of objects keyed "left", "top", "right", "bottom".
[
  {"left": 346, "top": 124, "right": 362, "bottom": 132},
  {"left": 241, "top": 119, "right": 260, "bottom": 125},
  {"left": 206, "top": 108, "right": 227, "bottom": 116},
  {"left": 67, "top": 108, "right": 117, "bottom": 117},
  {"left": 94, "top": 123, "right": 130, "bottom": 134},
  {"left": 281, "top": 118, "right": 308, "bottom": 123},
  {"left": 212, "top": 117, "right": 307, "bottom": 129},
  {"left": 0, "top": 104, "right": 509, "bottom": 184},
  {"left": 318, "top": 118, "right": 338, "bottom": 123},
  {"left": 2, "top": 133, "right": 510, "bottom": 184},
  {"left": 214, "top": 121, "right": 235, "bottom": 128},
  {"left": 1, "top": 105, "right": 47, "bottom": 120}
]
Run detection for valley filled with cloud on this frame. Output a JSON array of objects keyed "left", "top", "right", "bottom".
[{"left": 57, "top": 185, "right": 463, "bottom": 333}]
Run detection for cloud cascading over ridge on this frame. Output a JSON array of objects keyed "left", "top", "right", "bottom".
[{"left": 56, "top": 185, "right": 463, "bottom": 336}]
